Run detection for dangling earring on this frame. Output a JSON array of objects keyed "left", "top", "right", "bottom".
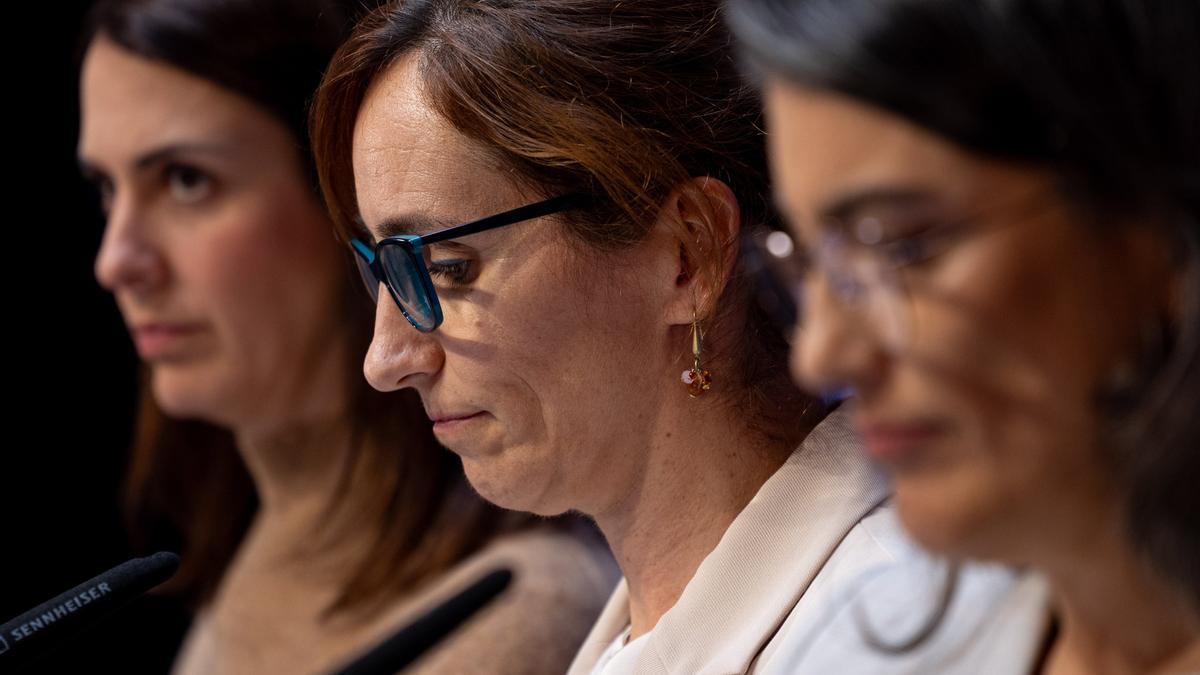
[{"left": 682, "top": 309, "right": 713, "bottom": 397}]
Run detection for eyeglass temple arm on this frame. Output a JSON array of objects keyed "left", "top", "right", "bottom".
[
  {"left": 416, "top": 193, "right": 588, "bottom": 246},
  {"left": 350, "top": 238, "right": 376, "bottom": 262}
]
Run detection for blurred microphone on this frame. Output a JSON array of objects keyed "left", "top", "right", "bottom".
[
  {"left": 329, "top": 567, "right": 513, "bottom": 675},
  {"left": 0, "top": 552, "right": 180, "bottom": 671}
]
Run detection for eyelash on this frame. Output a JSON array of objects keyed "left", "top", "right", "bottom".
[
  {"left": 879, "top": 239, "right": 932, "bottom": 268},
  {"left": 789, "top": 222, "right": 950, "bottom": 275},
  {"left": 84, "top": 162, "right": 215, "bottom": 215},
  {"left": 882, "top": 221, "right": 975, "bottom": 269},
  {"left": 428, "top": 259, "right": 475, "bottom": 285},
  {"left": 163, "top": 163, "right": 215, "bottom": 204}
]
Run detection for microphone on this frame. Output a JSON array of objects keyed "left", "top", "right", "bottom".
[
  {"left": 0, "top": 552, "right": 180, "bottom": 671},
  {"left": 329, "top": 567, "right": 513, "bottom": 675}
]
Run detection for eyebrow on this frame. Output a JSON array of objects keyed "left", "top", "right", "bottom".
[
  {"left": 363, "top": 193, "right": 587, "bottom": 243},
  {"left": 370, "top": 213, "right": 458, "bottom": 240},
  {"left": 77, "top": 142, "right": 235, "bottom": 179},
  {"left": 819, "top": 186, "right": 939, "bottom": 224}
]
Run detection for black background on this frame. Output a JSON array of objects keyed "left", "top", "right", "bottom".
[{"left": 4, "top": 3, "right": 190, "bottom": 672}]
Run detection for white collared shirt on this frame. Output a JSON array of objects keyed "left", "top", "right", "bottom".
[{"left": 591, "top": 625, "right": 648, "bottom": 675}]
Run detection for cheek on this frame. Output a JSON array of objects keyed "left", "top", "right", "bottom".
[
  {"left": 191, "top": 199, "right": 343, "bottom": 361},
  {"left": 460, "top": 245, "right": 664, "bottom": 438},
  {"left": 891, "top": 223, "right": 1119, "bottom": 556},
  {"left": 911, "top": 221, "right": 1108, "bottom": 431},
  {"left": 199, "top": 221, "right": 284, "bottom": 337}
]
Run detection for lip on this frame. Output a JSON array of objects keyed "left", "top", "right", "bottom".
[
  {"left": 855, "top": 417, "right": 947, "bottom": 465},
  {"left": 131, "top": 322, "right": 207, "bottom": 359},
  {"left": 430, "top": 410, "right": 484, "bottom": 424},
  {"left": 429, "top": 410, "right": 486, "bottom": 440}
]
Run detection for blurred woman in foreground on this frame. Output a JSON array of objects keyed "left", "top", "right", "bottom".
[{"left": 729, "top": 0, "right": 1200, "bottom": 672}]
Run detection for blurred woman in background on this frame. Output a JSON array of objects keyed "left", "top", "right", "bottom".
[
  {"left": 729, "top": 0, "right": 1200, "bottom": 672},
  {"left": 77, "top": 0, "right": 615, "bottom": 672}
]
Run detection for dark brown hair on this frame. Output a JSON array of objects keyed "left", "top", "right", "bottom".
[
  {"left": 728, "top": 0, "right": 1200, "bottom": 616},
  {"left": 85, "top": 0, "right": 518, "bottom": 616},
  {"left": 312, "top": 0, "right": 822, "bottom": 446}
]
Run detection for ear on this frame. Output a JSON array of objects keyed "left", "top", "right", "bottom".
[{"left": 658, "top": 176, "right": 742, "bottom": 327}]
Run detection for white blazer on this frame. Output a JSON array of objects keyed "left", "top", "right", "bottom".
[{"left": 567, "top": 408, "right": 1051, "bottom": 675}]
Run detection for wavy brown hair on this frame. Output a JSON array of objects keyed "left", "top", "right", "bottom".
[
  {"left": 84, "top": 0, "right": 520, "bottom": 616},
  {"left": 311, "top": 0, "right": 822, "bottom": 448}
]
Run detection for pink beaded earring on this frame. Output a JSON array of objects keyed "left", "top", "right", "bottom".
[{"left": 681, "top": 309, "right": 712, "bottom": 397}]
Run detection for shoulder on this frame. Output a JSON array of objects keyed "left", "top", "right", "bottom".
[
  {"left": 468, "top": 524, "right": 620, "bottom": 621},
  {"left": 407, "top": 523, "right": 620, "bottom": 675}
]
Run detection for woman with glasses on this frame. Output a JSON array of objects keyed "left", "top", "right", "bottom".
[
  {"left": 729, "top": 0, "right": 1200, "bottom": 672},
  {"left": 77, "top": 0, "right": 615, "bottom": 672},
  {"left": 310, "top": 1, "right": 1033, "bottom": 672}
]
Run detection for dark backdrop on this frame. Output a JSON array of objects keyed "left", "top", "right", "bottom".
[{"left": 3, "top": 3, "right": 190, "bottom": 673}]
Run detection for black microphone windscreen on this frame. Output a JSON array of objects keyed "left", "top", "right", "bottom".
[
  {"left": 0, "top": 551, "right": 180, "bottom": 671},
  {"left": 330, "top": 567, "right": 513, "bottom": 675}
]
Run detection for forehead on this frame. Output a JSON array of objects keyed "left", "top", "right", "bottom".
[
  {"left": 763, "top": 80, "right": 980, "bottom": 217},
  {"left": 78, "top": 36, "right": 267, "bottom": 161},
  {"left": 352, "top": 55, "right": 515, "bottom": 232}
]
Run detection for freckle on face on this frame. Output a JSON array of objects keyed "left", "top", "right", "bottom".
[{"left": 350, "top": 59, "right": 676, "bottom": 517}]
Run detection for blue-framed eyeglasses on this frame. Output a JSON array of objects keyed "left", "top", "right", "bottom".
[{"left": 350, "top": 193, "right": 587, "bottom": 332}]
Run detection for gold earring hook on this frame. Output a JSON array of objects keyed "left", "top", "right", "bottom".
[{"left": 682, "top": 307, "right": 712, "bottom": 397}]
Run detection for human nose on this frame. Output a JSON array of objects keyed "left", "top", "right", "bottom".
[
  {"left": 789, "top": 271, "right": 888, "bottom": 398},
  {"left": 93, "top": 192, "right": 168, "bottom": 295},
  {"left": 363, "top": 294, "right": 446, "bottom": 392}
]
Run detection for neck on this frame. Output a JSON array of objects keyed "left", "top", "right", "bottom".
[
  {"left": 232, "top": 327, "right": 358, "bottom": 518},
  {"left": 213, "top": 332, "right": 391, "bottom": 610},
  {"left": 231, "top": 412, "right": 387, "bottom": 597},
  {"left": 1042, "top": 505, "right": 1198, "bottom": 675},
  {"left": 236, "top": 414, "right": 356, "bottom": 519},
  {"left": 592, "top": 397, "right": 798, "bottom": 639}
]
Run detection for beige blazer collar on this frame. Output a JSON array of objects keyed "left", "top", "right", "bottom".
[{"left": 569, "top": 408, "right": 888, "bottom": 675}]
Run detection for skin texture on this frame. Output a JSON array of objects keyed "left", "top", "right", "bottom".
[
  {"left": 78, "top": 36, "right": 393, "bottom": 674},
  {"left": 353, "top": 56, "right": 791, "bottom": 637},
  {"left": 764, "top": 80, "right": 1194, "bottom": 675},
  {"left": 80, "top": 37, "right": 620, "bottom": 675}
]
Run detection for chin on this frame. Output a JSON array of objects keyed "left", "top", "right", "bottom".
[
  {"left": 890, "top": 467, "right": 1014, "bottom": 562},
  {"left": 148, "top": 366, "right": 234, "bottom": 425},
  {"left": 460, "top": 454, "right": 567, "bottom": 517}
]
